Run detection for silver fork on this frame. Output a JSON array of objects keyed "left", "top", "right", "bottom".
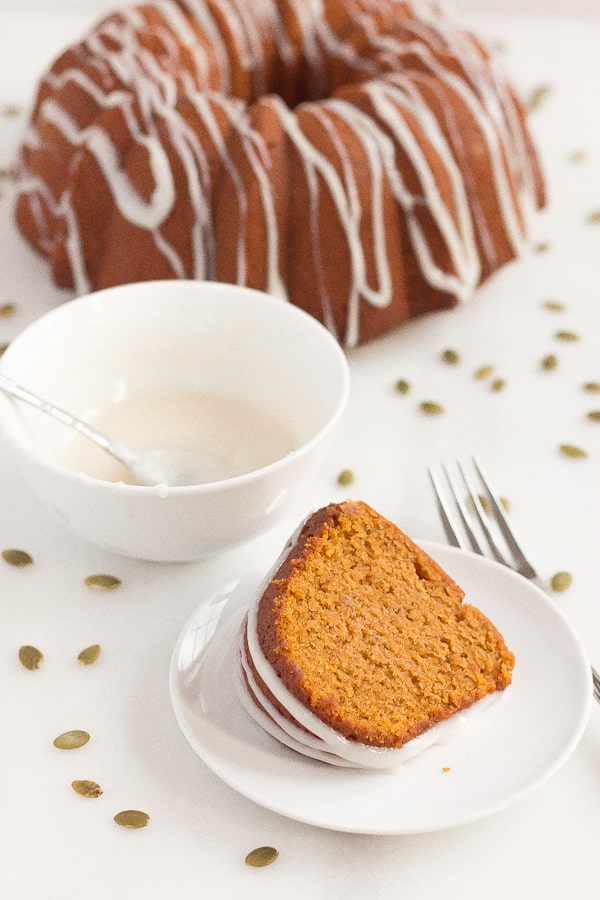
[{"left": 428, "top": 456, "right": 600, "bottom": 705}]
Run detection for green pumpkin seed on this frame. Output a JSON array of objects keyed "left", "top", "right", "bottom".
[
  {"left": 551, "top": 572, "right": 573, "bottom": 592},
  {"left": 490, "top": 378, "right": 506, "bottom": 392},
  {"left": 2, "top": 104, "right": 21, "bottom": 117},
  {"left": 542, "top": 300, "right": 565, "bottom": 312},
  {"left": 541, "top": 354, "right": 558, "bottom": 371},
  {"left": 555, "top": 330, "right": 580, "bottom": 342},
  {"left": 2, "top": 548, "right": 33, "bottom": 567},
  {"left": 71, "top": 780, "right": 103, "bottom": 798},
  {"left": 559, "top": 444, "right": 587, "bottom": 459},
  {"left": 337, "top": 469, "right": 354, "bottom": 487},
  {"left": 583, "top": 382, "right": 600, "bottom": 393},
  {"left": 77, "top": 644, "right": 101, "bottom": 666},
  {"left": 395, "top": 378, "right": 410, "bottom": 395},
  {"left": 534, "top": 241, "right": 550, "bottom": 254},
  {"left": 53, "top": 730, "right": 90, "bottom": 750},
  {"left": 245, "top": 846, "right": 279, "bottom": 868},
  {"left": 477, "top": 495, "right": 510, "bottom": 515},
  {"left": 587, "top": 411, "right": 600, "bottom": 422},
  {"left": 527, "top": 84, "right": 552, "bottom": 110},
  {"left": 441, "top": 349, "right": 460, "bottom": 365},
  {"left": 84, "top": 574, "right": 121, "bottom": 591},
  {"left": 114, "top": 810, "right": 150, "bottom": 829},
  {"left": 18, "top": 645, "right": 43, "bottom": 670},
  {"left": 420, "top": 401, "right": 444, "bottom": 415}
]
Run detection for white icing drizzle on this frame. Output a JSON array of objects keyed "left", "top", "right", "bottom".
[
  {"left": 15, "top": 0, "right": 542, "bottom": 346},
  {"left": 362, "top": 78, "right": 480, "bottom": 292},
  {"left": 177, "top": 0, "right": 234, "bottom": 91},
  {"left": 42, "top": 99, "right": 176, "bottom": 230},
  {"left": 370, "top": 39, "right": 529, "bottom": 258}
]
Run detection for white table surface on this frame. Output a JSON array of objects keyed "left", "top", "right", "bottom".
[{"left": 1, "top": 6, "right": 599, "bottom": 899}]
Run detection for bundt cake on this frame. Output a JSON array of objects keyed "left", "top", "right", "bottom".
[
  {"left": 14, "top": 0, "right": 544, "bottom": 346},
  {"left": 238, "top": 500, "right": 514, "bottom": 767}
]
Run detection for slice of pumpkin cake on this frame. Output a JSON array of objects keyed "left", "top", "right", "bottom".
[{"left": 237, "top": 500, "right": 514, "bottom": 768}]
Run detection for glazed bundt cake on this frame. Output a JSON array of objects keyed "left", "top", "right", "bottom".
[
  {"left": 238, "top": 500, "right": 514, "bottom": 768},
  {"left": 15, "top": 0, "right": 544, "bottom": 346}
]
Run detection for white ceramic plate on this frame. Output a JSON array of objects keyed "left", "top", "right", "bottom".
[{"left": 169, "top": 541, "right": 592, "bottom": 834}]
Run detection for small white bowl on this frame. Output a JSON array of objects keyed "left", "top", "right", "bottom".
[{"left": 0, "top": 281, "right": 349, "bottom": 561}]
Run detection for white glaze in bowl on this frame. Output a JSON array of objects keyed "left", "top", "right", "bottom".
[{"left": 0, "top": 280, "right": 349, "bottom": 560}]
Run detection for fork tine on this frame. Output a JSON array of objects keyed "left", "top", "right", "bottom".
[
  {"left": 430, "top": 458, "right": 600, "bottom": 706},
  {"left": 471, "top": 456, "right": 537, "bottom": 579},
  {"left": 427, "top": 468, "right": 465, "bottom": 550},
  {"left": 440, "top": 463, "right": 486, "bottom": 555},
  {"left": 456, "top": 460, "right": 509, "bottom": 567}
]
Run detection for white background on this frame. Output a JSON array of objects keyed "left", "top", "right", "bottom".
[{"left": 1, "top": 3, "right": 599, "bottom": 900}]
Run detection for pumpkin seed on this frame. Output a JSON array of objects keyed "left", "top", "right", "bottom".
[
  {"left": 18, "top": 645, "right": 43, "bottom": 670},
  {"left": 490, "top": 378, "right": 506, "bottom": 392},
  {"left": 420, "top": 401, "right": 444, "bottom": 415},
  {"left": 53, "top": 730, "right": 90, "bottom": 750},
  {"left": 583, "top": 382, "right": 600, "bottom": 393},
  {"left": 395, "top": 378, "right": 410, "bottom": 395},
  {"left": 2, "top": 548, "right": 33, "bottom": 567},
  {"left": 0, "top": 302, "right": 15, "bottom": 317},
  {"left": 477, "top": 495, "right": 510, "bottom": 514},
  {"left": 474, "top": 365, "right": 494, "bottom": 380},
  {"left": 527, "top": 84, "right": 551, "bottom": 110},
  {"left": 587, "top": 410, "right": 600, "bottom": 422},
  {"left": 2, "top": 104, "right": 21, "bottom": 117},
  {"left": 245, "top": 846, "right": 279, "bottom": 868},
  {"left": 337, "top": 469, "right": 354, "bottom": 487},
  {"left": 534, "top": 241, "right": 550, "bottom": 254},
  {"left": 559, "top": 444, "right": 587, "bottom": 459},
  {"left": 478, "top": 495, "right": 490, "bottom": 513},
  {"left": 77, "top": 644, "right": 101, "bottom": 666},
  {"left": 555, "top": 330, "right": 579, "bottom": 342},
  {"left": 542, "top": 300, "right": 565, "bottom": 312},
  {"left": 551, "top": 572, "right": 573, "bottom": 592},
  {"left": 441, "top": 348, "right": 460, "bottom": 365},
  {"left": 84, "top": 574, "right": 121, "bottom": 591},
  {"left": 541, "top": 354, "right": 558, "bottom": 371},
  {"left": 568, "top": 150, "right": 587, "bottom": 163},
  {"left": 71, "top": 780, "right": 103, "bottom": 798},
  {"left": 114, "top": 810, "right": 150, "bottom": 829}
]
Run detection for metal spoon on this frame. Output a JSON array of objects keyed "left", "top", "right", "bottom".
[{"left": 0, "top": 371, "right": 198, "bottom": 487}]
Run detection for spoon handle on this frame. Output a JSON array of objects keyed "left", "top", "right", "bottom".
[{"left": 0, "top": 371, "right": 138, "bottom": 470}]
